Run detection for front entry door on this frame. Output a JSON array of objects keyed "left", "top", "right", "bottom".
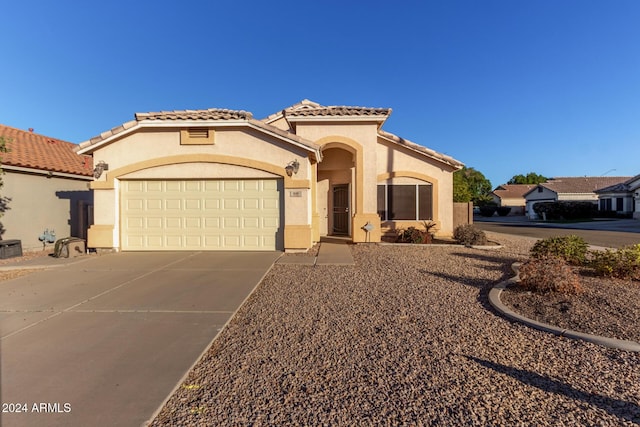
[{"left": 332, "top": 184, "right": 350, "bottom": 235}]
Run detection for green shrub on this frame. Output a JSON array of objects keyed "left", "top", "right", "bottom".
[
  {"left": 533, "top": 201, "right": 597, "bottom": 220},
  {"left": 496, "top": 206, "right": 511, "bottom": 216},
  {"left": 530, "top": 235, "right": 588, "bottom": 265},
  {"left": 478, "top": 206, "right": 496, "bottom": 217},
  {"left": 453, "top": 224, "right": 488, "bottom": 246},
  {"left": 518, "top": 256, "right": 582, "bottom": 294},
  {"left": 589, "top": 244, "right": 640, "bottom": 280}
]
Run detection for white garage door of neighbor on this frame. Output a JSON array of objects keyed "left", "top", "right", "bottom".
[{"left": 121, "top": 179, "right": 282, "bottom": 251}]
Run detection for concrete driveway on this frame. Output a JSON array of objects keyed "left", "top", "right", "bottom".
[{"left": 0, "top": 251, "right": 280, "bottom": 427}]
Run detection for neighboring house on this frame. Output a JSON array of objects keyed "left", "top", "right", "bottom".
[
  {"left": 523, "top": 176, "right": 632, "bottom": 219},
  {"left": 0, "top": 124, "right": 93, "bottom": 251},
  {"left": 76, "top": 100, "right": 464, "bottom": 252},
  {"left": 491, "top": 184, "right": 535, "bottom": 215},
  {"left": 595, "top": 174, "right": 640, "bottom": 219}
]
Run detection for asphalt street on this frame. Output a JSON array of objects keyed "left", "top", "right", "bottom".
[{"left": 474, "top": 216, "right": 640, "bottom": 248}]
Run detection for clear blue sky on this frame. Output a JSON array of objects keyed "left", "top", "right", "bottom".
[{"left": 1, "top": 0, "right": 638, "bottom": 187}]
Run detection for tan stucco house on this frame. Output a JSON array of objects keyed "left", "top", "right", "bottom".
[
  {"left": 77, "top": 100, "right": 463, "bottom": 252},
  {"left": 491, "top": 184, "right": 536, "bottom": 215},
  {"left": 0, "top": 124, "right": 93, "bottom": 251}
]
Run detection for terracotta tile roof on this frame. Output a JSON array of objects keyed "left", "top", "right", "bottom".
[
  {"left": 135, "top": 109, "right": 253, "bottom": 121},
  {"left": 492, "top": 184, "right": 536, "bottom": 199},
  {"left": 377, "top": 130, "right": 463, "bottom": 169},
  {"left": 287, "top": 105, "right": 391, "bottom": 118},
  {"left": 536, "top": 177, "right": 632, "bottom": 195},
  {"left": 263, "top": 99, "right": 392, "bottom": 123},
  {"left": 0, "top": 124, "right": 93, "bottom": 177}
]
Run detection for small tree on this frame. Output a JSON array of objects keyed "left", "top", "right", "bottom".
[
  {"left": 0, "top": 136, "right": 10, "bottom": 238},
  {"left": 453, "top": 166, "right": 492, "bottom": 205}
]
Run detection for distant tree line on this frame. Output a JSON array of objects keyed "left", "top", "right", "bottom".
[
  {"left": 454, "top": 168, "right": 548, "bottom": 205},
  {"left": 507, "top": 172, "right": 548, "bottom": 185}
]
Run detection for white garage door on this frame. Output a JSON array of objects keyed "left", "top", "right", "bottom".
[{"left": 121, "top": 179, "right": 282, "bottom": 251}]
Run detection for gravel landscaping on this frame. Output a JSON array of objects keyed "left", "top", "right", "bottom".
[{"left": 151, "top": 233, "right": 640, "bottom": 426}]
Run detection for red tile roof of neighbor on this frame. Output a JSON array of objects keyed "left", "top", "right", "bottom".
[
  {"left": 0, "top": 124, "right": 93, "bottom": 177},
  {"left": 492, "top": 184, "right": 536, "bottom": 199}
]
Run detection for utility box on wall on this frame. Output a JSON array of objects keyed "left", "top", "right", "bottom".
[{"left": 0, "top": 240, "right": 23, "bottom": 259}]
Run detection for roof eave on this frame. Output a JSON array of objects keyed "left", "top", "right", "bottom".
[{"left": 377, "top": 132, "right": 463, "bottom": 170}]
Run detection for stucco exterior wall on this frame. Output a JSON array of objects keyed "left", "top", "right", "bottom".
[
  {"left": 2, "top": 171, "right": 92, "bottom": 251},
  {"left": 94, "top": 129, "right": 312, "bottom": 182},
  {"left": 376, "top": 139, "right": 455, "bottom": 236},
  {"left": 88, "top": 127, "right": 315, "bottom": 251}
]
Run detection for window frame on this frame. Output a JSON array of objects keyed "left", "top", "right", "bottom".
[{"left": 377, "top": 183, "right": 433, "bottom": 221}]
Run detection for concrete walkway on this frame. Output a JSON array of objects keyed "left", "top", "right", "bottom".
[
  {"left": 316, "top": 241, "right": 355, "bottom": 265},
  {"left": 277, "top": 240, "right": 355, "bottom": 266}
]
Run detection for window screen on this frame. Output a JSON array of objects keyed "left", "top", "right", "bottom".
[{"left": 377, "top": 184, "right": 433, "bottom": 221}]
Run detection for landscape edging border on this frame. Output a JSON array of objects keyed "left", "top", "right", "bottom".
[{"left": 488, "top": 263, "right": 640, "bottom": 352}]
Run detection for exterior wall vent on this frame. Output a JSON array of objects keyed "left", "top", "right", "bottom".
[{"left": 180, "top": 128, "right": 215, "bottom": 145}]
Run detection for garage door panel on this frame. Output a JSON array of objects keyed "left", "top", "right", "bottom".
[
  {"left": 243, "top": 217, "right": 259, "bottom": 229},
  {"left": 224, "top": 199, "right": 239, "bottom": 210},
  {"left": 224, "top": 217, "right": 239, "bottom": 228},
  {"left": 203, "top": 235, "right": 222, "bottom": 248},
  {"left": 204, "top": 217, "right": 220, "bottom": 228},
  {"left": 147, "top": 235, "right": 163, "bottom": 247},
  {"left": 185, "top": 199, "right": 201, "bottom": 210},
  {"left": 243, "top": 198, "right": 259, "bottom": 210},
  {"left": 121, "top": 179, "right": 282, "bottom": 251},
  {"left": 263, "top": 217, "right": 279, "bottom": 228},
  {"left": 204, "top": 199, "right": 220, "bottom": 210},
  {"left": 224, "top": 181, "right": 240, "bottom": 191},
  {"left": 263, "top": 198, "right": 279, "bottom": 210},
  {"left": 127, "top": 199, "right": 144, "bottom": 211},
  {"left": 243, "top": 235, "right": 260, "bottom": 247},
  {"left": 127, "top": 217, "right": 144, "bottom": 229},
  {"left": 185, "top": 236, "right": 202, "bottom": 246},
  {"left": 165, "top": 199, "right": 181, "bottom": 210},
  {"left": 147, "top": 217, "right": 162, "bottom": 229},
  {"left": 185, "top": 217, "right": 201, "bottom": 228},
  {"left": 147, "top": 182, "right": 163, "bottom": 192},
  {"left": 165, "top": 217, "right": 182, "bottom": 229},
  {"left": 145, "top": 199, "right": 162, "bottom": 210},
  {"left": 166, "top": 181, "right": 181, "bottom": 192},
  {"left": 185, "top": 181, "right": 201, "bottom": 191},
  {"left": 223, "top": 235, "right": 241, "bottom": 247}
]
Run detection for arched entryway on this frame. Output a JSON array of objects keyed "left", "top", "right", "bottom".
[{"left": 317, "top": 147, "right": 355, "bottom": 237}]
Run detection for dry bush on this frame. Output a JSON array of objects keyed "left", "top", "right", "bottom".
[{"left": 518, "top": 256, "right": 582, "bottom": 294}]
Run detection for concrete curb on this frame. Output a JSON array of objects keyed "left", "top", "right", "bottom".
[{"left": 488, "top": 264, "right": 640, "bottom": 352}]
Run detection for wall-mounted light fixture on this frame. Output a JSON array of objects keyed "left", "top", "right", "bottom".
[
  {"left": 285, "top": 159, "right": 300, "bottom": 177},
  {"left": 93, "top": 160, "right": 109, "bottom": 179}
]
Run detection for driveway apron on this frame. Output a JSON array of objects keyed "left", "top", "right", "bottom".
[{"left": 0, "top": 251, "right": 280, "bottom": 427}]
